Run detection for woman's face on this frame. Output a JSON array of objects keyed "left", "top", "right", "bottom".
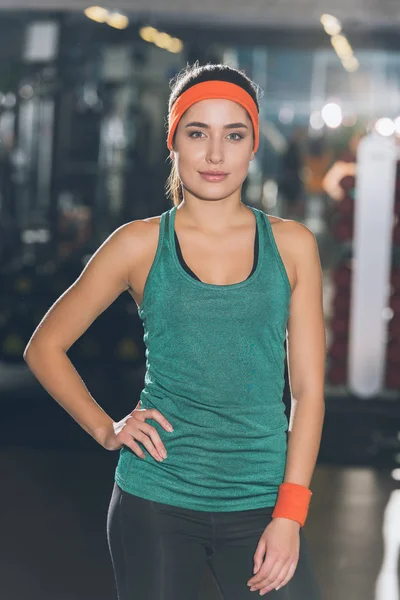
[{"left": 170, "top": 98, "right": 255, "bottom": 202}]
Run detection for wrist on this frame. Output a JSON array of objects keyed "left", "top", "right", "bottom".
[
  {"left": 93, "top": 419, "right": 115, "bottom": 448},
  {"left": 272, "top": 516, "right": 301, "bottom": 528},
  {"left": 272, "top": 482, "right": 312, "bottom": 528}
]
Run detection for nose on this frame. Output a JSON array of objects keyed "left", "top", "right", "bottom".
[{"left": 206, "top": 137, "right": 224, "bottom": 164}]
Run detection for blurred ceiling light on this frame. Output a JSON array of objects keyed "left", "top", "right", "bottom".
[
  {"left": 321, "top": 102, "right": 342, "bottom": 128},
  {"left": 84, "top": 6, "right": 109, "bottom": 23},
  {"left": 342, "top": 56, "right": 359, "bottom": 72},
  {"left": 169, "top": 38, "right": 183, "bottom": 53},
  {"left": 394, "top": 116, "right": 400, "bottom": 135},
  {"left": 375, "top": 117, "right": 395, "bottom": 137},
  {"left": 320, "top": 13, "right": 342, "bottom": 36},
  {"left": 331, "top": 34, "right": 353, "bottom": 59},
  {"left": 278, "top": 106, "right": 294, "bottom": 125},
  {"left": 139, "top": 25, "right": 183, "bottom": 53},
  {"left": 139, "top": 26, "right": 157, "bottom": 42},
  {"left": 310, "top": 110, "right": 324, "bottom": 130},
  {"left": 107, "top": 12, "right": 129, "bottom": 29},
  {"left": 321, "top": 14, "right": 359, "bottom": 74},
  {"left": 154, "top": 32, "right": 172, "bottom": 49}
]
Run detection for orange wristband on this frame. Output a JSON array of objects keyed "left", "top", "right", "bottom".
[{"left": 272, "top": 482, "right": 313, "bottom": 527}]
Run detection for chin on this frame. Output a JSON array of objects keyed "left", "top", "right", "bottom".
[
  {"left": 185, "top": 179, "right": 241, "bottom": 199},
  {"left": 196, "top": 188, "right": 238, "bottom": 202}
]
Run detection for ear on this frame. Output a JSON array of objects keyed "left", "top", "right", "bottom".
[
  {"left": 170, "top": 150, "right": 175, "bottom": 160},
  {"left": 250, "top": 150, "right": 255, "bottom": 161}
]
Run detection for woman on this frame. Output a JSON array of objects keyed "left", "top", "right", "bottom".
[{"left": 24, "top": 62, "right": 326, "bottom": 599}]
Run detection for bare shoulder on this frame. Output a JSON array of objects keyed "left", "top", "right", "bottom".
[
  {"left": 121, "top": 214, "right": 161, "bottom": 239},
  {"left": 117, "top": 214, "right": 162, "bottom": 259},
  {"left": 87, "top": 214, "right": 162, "bottom": 278},
  {"left": 117, "top": 215, "right": 163, "bottom": 296},
  {"left": 268, "top": 214, "right": 314, "bottom": 241},
  {"left": 267, "top": 215, "right": 319, "bottom": 288}
]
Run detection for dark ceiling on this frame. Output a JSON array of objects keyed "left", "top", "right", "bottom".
[{"left": 0, "top": 0, "right": 399, "bottom": 31}]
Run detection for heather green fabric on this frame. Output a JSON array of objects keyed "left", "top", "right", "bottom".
[{"left": 115, "top": 204, "right": 291, "bottom": 511}]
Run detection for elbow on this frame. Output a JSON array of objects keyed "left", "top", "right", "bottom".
[
  {"left": 23, "top": 340, "right": 31, "bottom": 362},
  {"left": 24, "top": 337, "right": 66, "bottom": 364},
  {"left": 23, "top": 341, "right": 36, "bottom": 364},
  {"left": 23, "top": 338, "right": 47, "bottom": 364}
]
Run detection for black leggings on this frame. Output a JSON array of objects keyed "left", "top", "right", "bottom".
[{"left": 107, "top": 482, "right": 322, "bottom": 600}]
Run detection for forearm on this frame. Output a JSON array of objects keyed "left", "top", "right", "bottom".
[
  {"left": 24, "top": 342, "right": 114, "bottom": 446},
  {"left": 283, "top": 394, "right": 325, "bottom": 488}
]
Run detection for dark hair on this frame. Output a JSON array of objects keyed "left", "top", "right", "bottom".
[{"left": 165, "top": 61, "right": 263, "bottom": 207}]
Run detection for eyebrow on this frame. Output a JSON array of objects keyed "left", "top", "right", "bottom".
[{"left": 184, "top": 121, "right": 249, "bottom": 130}]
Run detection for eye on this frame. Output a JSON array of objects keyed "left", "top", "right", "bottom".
[
  {"left": 188, "top": 130, "right": 204, "bottom": 138},
  {"left": 228, "top": 132, "right": 244, "bottom": 140}
]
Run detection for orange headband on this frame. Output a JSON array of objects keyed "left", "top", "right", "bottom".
[{"left": 167, "top": 80, "right": 259, "bottom": 153}]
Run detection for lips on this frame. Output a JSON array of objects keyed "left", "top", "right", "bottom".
[
  {"left": 200, "top": 171, "right": 228, "bottom": 175},
  {"left": 199, "top": 171, "right": 229, "bottom": 182}
]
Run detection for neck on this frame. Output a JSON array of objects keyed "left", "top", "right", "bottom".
[{"left": 176, "top": 199, "right": 253, "bottom": 234}]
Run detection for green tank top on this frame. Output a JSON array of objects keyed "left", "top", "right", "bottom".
[{"left": 115, "top": 204, "right": 291, "bottom": 511}]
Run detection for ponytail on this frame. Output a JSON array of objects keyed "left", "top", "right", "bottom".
[{"left": 165, "top": 151, "right": 183, "bottom": 207}]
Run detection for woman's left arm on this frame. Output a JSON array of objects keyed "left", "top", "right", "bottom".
[
  {"left": 247, "top": 223, "right": 326, "bottom": 595},
  {"left": 284, "top": 222, "right": 326, "bottom": 489}
]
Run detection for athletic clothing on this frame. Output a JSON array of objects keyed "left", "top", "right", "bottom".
[
  {"left": 174, "top": 223, "right": 259, "bottom": 281},
  {"left": 114, "top": 204, "right": 291, "bottom": 511},
  {"left": 107, "top": 482, "right": 323, "bottom": 600}
]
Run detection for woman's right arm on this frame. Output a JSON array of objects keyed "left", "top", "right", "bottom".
[{"left": 23, "top": 221, "right": 172, "bottom": 459}]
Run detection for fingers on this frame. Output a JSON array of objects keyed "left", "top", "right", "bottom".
[
  {"left": 250, "top": 556, "right": 298, "bottom": 595},
  {"left": 122, "top": 407, "right": 173, "bottom": 462},
  {"left": 148, "top": 408, "right": 174, "bottom": 433},
  {"left": 122, "top": 436, "right": 147, "bottom": 459},
  {"left": 249, "top": 553, "right": 283, "bottom": 591},
  {"left": 249, "top": 550, "right": 277, "bottom": 588},
  {"left": 258, "top": 558, "right": 297, "bottom": 595},
  {"left": 133, "top": 407, "right": 174, "bottom": 433},
  {"left": 274, "top": 560, "right": 298, "bottom": 591}
]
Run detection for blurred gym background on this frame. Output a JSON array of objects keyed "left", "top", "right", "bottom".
[{"left": 1, "top": 3, "right": 400, "bottom": 600}]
